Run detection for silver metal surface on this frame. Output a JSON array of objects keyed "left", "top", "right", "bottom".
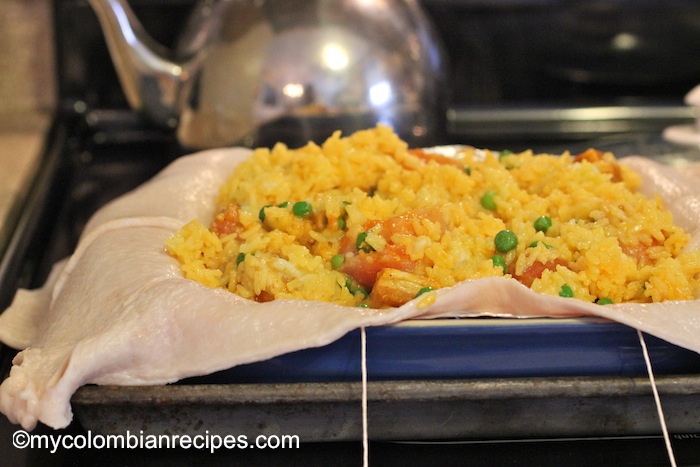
[
  {"left": 447, "top": 105, "right": 695, "bottom": 141},
  {"left": 72, "top": 375, "right": 700, "bottom": 441},
  {"left": 88, "top": 0, "right": 446, "bottom": 148}
]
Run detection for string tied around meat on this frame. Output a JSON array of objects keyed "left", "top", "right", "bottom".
[{"left": 358, "top": 327, "right": 679, "bottom": 467}]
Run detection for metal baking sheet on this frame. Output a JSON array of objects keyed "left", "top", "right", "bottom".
[
  {"left": 71, "top": 317, "right": 700, "bottom": 441},
  {"left": 72, "top": 375, "right": 700, "bottom": 441}
]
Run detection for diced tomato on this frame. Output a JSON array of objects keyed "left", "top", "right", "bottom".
[
  {"left": 573, "top": 148, "right": 623, "bottom": 182},
  {"left": 376, "top": 214, "right": 419, "bottom": 237},
  {"left": 340, "top": 244, "right": 414, "bottom": 289},
  {"left": 512, "top": 258, "right": 568, "bottom": 288},
  {"left": 255, "top": 290, "right": 275, "bottom": 303},
  {"left": 374, "top": 209, "right": 446, "bottom": 239},
  {"left": 210, "top": 204, "right": 242, "bottom": 236},
  {"left": 408, "top": 148, "right": 464, "bottom": 169},
  {"left": 337, "top": 209, "right": 444, "bottom": 289},
  {"left": 622, "top": 238, "right": 661, "bottom": 266},
  {"left": 338, "top": 234, "right": 356, "bottom": 255},
  {"left": 573, "top": 148, "right": 605, "bottom": 163},
  {"left": 340, "top": 209, "right": 444, "bottom": 255}
]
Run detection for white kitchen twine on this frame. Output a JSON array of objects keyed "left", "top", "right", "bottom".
[
  {"left": 359, "top": 326, "right": 679, "bottom": 467},
  {"left": 637, "top": 329, "right": 677, "bottom": 467},
  {"left": 361, "top": 326, "right": 369, "bottom": 467}
]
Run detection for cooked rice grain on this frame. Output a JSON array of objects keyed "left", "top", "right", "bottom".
[{"left": 166, "top": 125, "right": 700, "bottom": 307}]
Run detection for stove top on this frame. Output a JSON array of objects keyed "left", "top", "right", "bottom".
[{"left": 3, "top": 0, "right": 700, "bottom": 464}]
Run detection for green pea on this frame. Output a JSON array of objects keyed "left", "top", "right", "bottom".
[
  {"left": 338, "top": 201, "right": 350, "bottom": 229},
  {"left": 357, "top": 303, "right": 370, "bottom": 308},
  {"left": 345, "top": 277, "right": 369, "bottom": 298},
  {"left": 278, "top": 201, "right": 290, "bottom": 208},
  {"left": 534, "top": 215, "right": 552, "bottom": 233},
  {"left": 356, "top": 231, "right": 375, "bottom": 253},
  {"left": 492, "top": 254, "right": 507, "bottom": 274},
  {"left": 499, "top": 150, "right": 519, "bottom": 169},
  {"left": 258, "top": 205, "right": 272, "bottom": 222},
  {"left": 480, "top": 190, "right": 497, "bottom": 211},
  {"left": 464, "top": 166, "right": 472, "bottom": 175},
  {"left": 236, "top": 252, "right": 246, "bottom": 265},
  {"left": 494, "top": 229, "right": 518, "bottom": 253},
  {"left": 293, "top": 201, "right": 313, "bottom": 217},
  {"left": 559, "top": 284, "right": 574, "bottom": 298},
  {"left": 331, "top": 254, "right": 345, "bottom": 270},
  {"left": 416, "top": 287, "right": 434, "bottom": 298},
  {"left": 597, "top": 297, "right": 614, "bottom": 305}
]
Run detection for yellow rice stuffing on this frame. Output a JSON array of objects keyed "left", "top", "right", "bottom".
[{"left": 166, "top": 125, "right": 700, "bottom": 308}]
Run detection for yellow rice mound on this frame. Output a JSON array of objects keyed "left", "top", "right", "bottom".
[{"left": 166, "top": 125, "right": 700, "bottom": 308}]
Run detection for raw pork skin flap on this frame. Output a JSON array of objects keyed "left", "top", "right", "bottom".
[{"left": 0, "top": 148, "right": 699, "bottom": 431}]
